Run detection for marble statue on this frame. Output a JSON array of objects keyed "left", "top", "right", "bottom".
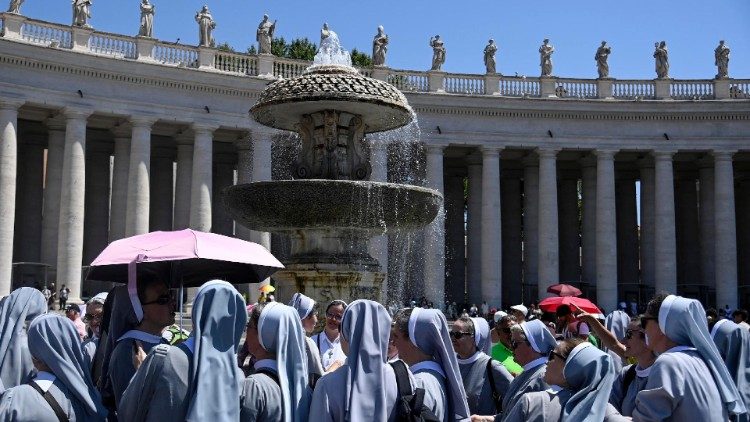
[
  {"left": 714, "top": 40, "right": 730, "bottom": 79},
  {"left": 430, "top": 35, "right": 445, "bottom": 71},
  {"left": 138, "top": 0, "right": 154, "bottom": 38},
  {"left": 7, "top": 0, "right": 23, "bottom": 14},
  {"left": 72, "top": 0, "right": 92, "bottom": 28},
  {"left": 372, "top": 26, "right": 388, "bottom": 66},
  {"left": 256, "top": 14, "right": 276, "bottom": 55},
  {"left": 653, "top": 41, "right": 669, "bottom": 79},
  {"left": 539, "top": 38, "right": 554, "bottom": 77},
  {"left": 484, "top": 39, "right": 497, "bottom": 74},
  {"left": 320, "top": 23, "right": 331, "bottom": 47},
  {"left": 595, "top": 41, "right": 611, "bottom": 78},
  {"left": 195, "top": 5, "right": 216, "bottom": 47}
]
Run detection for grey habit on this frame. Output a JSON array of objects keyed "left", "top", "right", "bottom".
[
  {"left": 633, "top": 295, "right": 746, "bottom": 421},
  {"left": 609, "top": 363, "right": 649, "bottom": 416},
  {"left": 289, "top": 293, "right": 325, "bottom": 380},
  {"left": 241, "top": 302, "right": 310, "bottom": 422},
  {"left": 119, "top": 280, "right": 247, "bottom": 422},
  {"left": 309, "top": 299, "right": 404, "bottom": 421},
  {"left": 458, "top": 317, "right": 513, "bottom": 415},
  {"left": 497, "top": 319, "right": 556, "bottom": 421},
  {"left": 408, "top": 308, "right": 471, "bottom": 421},
  {"left": 0, "top": 287, "right": 47, "bottom": 388},
  {"left": 711, "top": 319, "right": 750, "bottom": 422},
  {"left": 605, "top": 310, "right": 630, "bottom": 372},
  {"left": 0, "top": 313, "right": 108, "bottom": 421}
]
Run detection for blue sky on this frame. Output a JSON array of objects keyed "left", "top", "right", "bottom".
[{"left": 19, "top": 0, "right": 750, "bottom": 79}]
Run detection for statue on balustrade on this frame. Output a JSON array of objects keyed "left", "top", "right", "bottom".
[
  {"left": 138, "top": 0, "right": 155, "bottom": 38},
  {"left": 484, "top": 39, "right": 497, "bottom": 74},
  {"left": 595, "top": 41, "right": 611, "bottom": 78},
  {"left": 256, "top": 14, "right": 276, "bottom": 55},
  {"left": 653, "top": 41, "right": 669, "bottom": 79},
  {"left": 72, "top": 0, "right": 92, "bottom": 28},
  {"left": 7, "top": 0, "right": 23, "bottom": 14},
  {"left": 714, "top": 40, "right": 730, "bottom": 79},
  {"left": 372, "top": 25, "right": 388, "bottom": 66},
  {"left": 429, "top": 35, "right": 445, "bottom": 71},
  {"left": 539, "top": 38, "right": 554, "bottom": 76},
  {"left": 195, "top": 5, "right": 216, "bottom": 47}
]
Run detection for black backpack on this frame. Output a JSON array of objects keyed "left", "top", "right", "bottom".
[{"left": 390, "top": 360, "right": 441, "bottom": 422}]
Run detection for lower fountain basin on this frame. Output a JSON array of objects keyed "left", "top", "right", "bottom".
[{"left": 222, "top": 179, "right": 442, "bottom": 234}]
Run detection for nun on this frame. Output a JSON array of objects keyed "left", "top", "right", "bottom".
[
  {"left": 241, "top": 302, "right": 310, "bottom": 421},
  {"left": 0, "top": 313, "right": 108, "bottom": 421},
  {"left": 711, "top": 319, "right": 750, "bottom": 422},
  {"left": 309, "top": 299, "right": 406, "bottom": 421},
  {"left": 118, "top": 280, "right": 247, "bottom": 421},
  {"left": 289, "top": 292, "right": 325, "bottom": 385},
  {"left": 451, "top": 316, "right": 512, "bottom": 415},
  {"left": 82, "top": 292, "right": 107, "bottom": 364},
  {"left": 604, "top": 310, "right": 630, "bottom": 372},
  {"left": 502, "top": 338, "right": 624, "bottom": 422},
  {"left": 633, "top": 294, "right": 747, "bottom": 421},
  {"left": 0, "top": 287, "right": 47, "bottom": 388},
  {"left": 391, "top": 307, "right": 471, "bottom": 421}
]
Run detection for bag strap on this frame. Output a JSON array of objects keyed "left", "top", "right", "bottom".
[
  {"left": 622, "top": 364, "right": 638, "bottom": 395},
  {"left": 486, "top": 359, "right": 502, "bottom": 413},
  {"left": 390, "top": 360, "right": 413, "bottom": 398},
  {"left": 255, "top": 368, "right": 280, "bottom": 385},
  {"left": 132, "top": 344, "right": 170, "bottom": 421},
  {"left": 29, "top": 381, "right": 69, "bottom": 422}
]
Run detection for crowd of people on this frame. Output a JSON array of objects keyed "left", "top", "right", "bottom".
[{"left": 0, "top": 278, "right": 749, "bottom": 421}]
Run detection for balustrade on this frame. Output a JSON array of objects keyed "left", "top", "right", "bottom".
[
  {"left": 214, "top": 51, "right": 258, "bottom": 76},
  {"left": 729, "top": 80, "right": 750, "bottom": 99},
  {"left": 556, "top": 79, "right": 598, "bottom": 99},
  {"left": 153, "top": 42, "right": 199, "bottom": 68},
  {"left": 273, "top": 57, "right": 309, "bottom": 79},
  {"left": 670, "top": 80, "right": 714, "bottom": 100},
  {"left": 20, "top": 20, "right": 72, "bottom": 48},
  {"left": 612, "top": 80, "right": 655, "bottom": 99},
  {"left": 498, "top": 76, "right": 540, "bottom": 97},
  {"left": 387, "top": 71, "right": 429, "bottom": 92},
  {"left": 89, "top": 32, "right": 136, "bottom": 59},
  {"left": 444, "top": 74, "right": 484, "bottom": 94}
]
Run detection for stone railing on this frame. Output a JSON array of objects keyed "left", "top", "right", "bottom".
[{"left": 1, "top": 12, "right": 749, "bottom": 101}]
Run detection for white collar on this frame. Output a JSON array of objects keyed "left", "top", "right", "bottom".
[
  {"left": 523, "top": 357, "right": 548, "bottom": 371},
  {"left": 254, "top": 359, "right": 278, "bottom": 372},
  {"left": 546, "top": 384, "right": 563, "bottom": 394},
  {"left": 457, "top": 350, "right": 483, "bottom": 365},
  {"left": 33, "top": 371, "right": 56, "bottom": 393},
  {"left": 664, "top": 345, "right": 697, "bottom": 354},
  {"left": 410, "top": 360, "right": 446, "bottom": 378},
  {"left": 318, "top": 331, "right": 340, "bottom": 345},
  {"left": 117, "top": 329, "right": 163, "bottom": 345},
  {"left": 635, "top": 364, "right": 652, "bottom": 378}
]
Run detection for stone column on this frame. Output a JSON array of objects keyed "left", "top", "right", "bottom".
[
  {"left": 522, "top": 155, "right": 539, "bottom": 302},
  {"left": 0, "top": 100, "right": 23, "bottom": 296},
  {"left": 466, "top": 152, "right": 483, "bottom": 306},
  {"left": 83, "top": 141, "right": 111, "bottom": 265},
  {"left": 580, "top": 155, "right": 597, "bottom": 292},
  {"left": 248, "top": 130, "right": 273, "bottom": 303},
  {"left": 149, "top": 146, "right": 174, "bottom": 232},
  {"left": 445, "top": 170, "right": 466, "bottom": 304},
  {"left": 501, "top": 171, "right": 523, "bottom": 304},
  {"left": 368, "top": 140, "right": 389, "bottom": 285},
  {"left": 537, "top": 148, "right": 560, "bottom": 299},
  {"left": 675, "top": 174, "right": 700, "bottom": 291},
  {"left": 714, "top": 150, "right": 738, "bottom": 309},
  {"left": 189, "top": 124, "right": 217, "bottom": 232},
  {"left": 425, "top": 145, "right": 446, "bottom": 308},
  {"left": 595, "top": 149, "right": 618, "bottom": 313},
  {"left": 125, "top": 117, "right": 155, "bottom": 236},
  {"left": 558, "top": 173, "right": 579, "bottom": 284},
  {"left": 653, "top": 150, "right": 677, "bottom": 295},
  {"left": 109, "top": 125, "right": 130, "bottom": 241},
  {"left": 615, "top": 175, "right": 639, "bottom": 296},
  {"left": 173, "top": 136, "right": 193, "bottom": 230},
  {"left": 698, "top": 160, "right": 716, "bottom": 289},
  {"left": 56, "top": 108, "right": 92, "bottom": 304},
  {"left": 41, "top": 117, "right": 66, "bottom": 267},
  {"left": 639, "top": 159, "right": 656, "bottom": 291},
  {"left": 15, "top": 135, "right": 45, "bottom": 262},
  {"left": 234, "top": 138, "right": 253, "bottom": 241},
  {"left": 211, "top": 156, "right": 235, "bottom": 236},
  {"left": 480, "top": 147, "right": 502, "bottom": 307}
]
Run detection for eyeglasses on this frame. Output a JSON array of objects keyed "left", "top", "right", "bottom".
[
  {"left": 449, "top": 331, "right": 473, "bottom": 340},
  {"left": 326, "top": 312, "right": 343, "bottom": 321},
  {"left": 83, "top": 313, "right": 103, "bottom": 323},
  {"left": 624, "top": 329, "right": 645, "bottom": 340},
  {"left": 510, "top": 339, "right": 529, "bottom": 350},
  {"left": 548, "top": 350, "right": 565, "bottom": 362},
  {"left": 640, "top": 317, "right": 657, "bottom": 330},
  {"left": 141, "top": 294, "right": 174, "bottom": 306}
]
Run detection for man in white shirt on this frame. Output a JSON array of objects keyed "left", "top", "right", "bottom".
[{"left": 311, "top": 299, "right": 347, "bottom": 372}]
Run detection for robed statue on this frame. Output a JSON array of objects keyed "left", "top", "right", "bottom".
[
  {"left": 139, "top": 0, "right": 155, "bottom": 38},
  {"left": 595, "top": 41, "right": 611, "bottom": 78},
  {"left": 714, "top": 40, "right": 730, "bottom": 79},
  {"left": 653, "top": 41, "right": 669, "bottom": 79},
  {"left": 256, "top": 14, "right": 276, "bottom": 55},
  {"left": 7, "top": 0, "right": 23, "bottom": 14},
  {"left": 372, "top": 26, "right": 388, "bottom": 66},
  {"left": 539, "top": 38, "right": 554, "bottom": 76},
  {"left": 430, "top": 35, "right": 445, "bottom": 71},
  {"left": 72, "top": 0, "right": 92, "bottom": 27},
  {"left": 484, "top": 39, "right": 497, "bottom": 74},
  {"left": 195, "top": 5, "right": 216, "bottom": 47}
]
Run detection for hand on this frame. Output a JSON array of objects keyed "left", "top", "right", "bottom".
[
  {"left": 325, "top": 360, "right": 343, "bottom": 373},
  {"left": 132, "top": 341, "right": 147, "bottom": 370},
  {"left": 470, "top": 416, "right": 496, "bottom": 422},
  {"left": 572, "top": 304, "right": 596, "bottom": 324}
]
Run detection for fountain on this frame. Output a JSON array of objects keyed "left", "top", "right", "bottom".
[{"left": 223, "top": 26, "right": 442, "bottom": 305}]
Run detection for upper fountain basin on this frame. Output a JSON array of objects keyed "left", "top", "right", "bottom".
[
  {"left": 251, "top": 64, "right": 413, "bottom": 133},
  {"left": 222, "top": 179, "right": 442, "bottom": 234}
]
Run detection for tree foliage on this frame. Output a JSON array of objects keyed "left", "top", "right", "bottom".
[
  {"left": 216, "top": 42, "right": 235, "bottom": 53},
  {"left": 350, "top": 48, "right": 372, "bottom": 68}
]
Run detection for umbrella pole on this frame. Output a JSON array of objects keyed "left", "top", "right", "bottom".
[{"left": 179, "top": 281, "right": 184, "bottom": 330}]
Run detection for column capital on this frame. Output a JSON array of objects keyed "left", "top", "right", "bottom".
[
  {"left": 45, "top": 115, "right": 68, "bottom": 131},
  {"left": 251, "top": 127, "right": 280, "bottom": 140},
  {"left": 652, "top": 150, "right": 677, "bottom": 160},
  {"left": 712, "top": 150, "right": 737, "bottom": 161},
  {"left": 481, "top": 146, "right": 503, "bottom": 156},
  {"left": 193, "top": 122, "right": 219, "bottom": 134},
  {"left": 234, "top": 137, "right": 253, "bottom": 151},
  {"left": 427, "top": 144, "right": 446, "bottom": 154},
  {"left": 594, "top": 149, "right": 619, "bottom": 160},
  {"left": 536, "top": 147, "right": 560, "bottom": 159},
  {"left": 62, "top": 106, "right": 93, "bottom": 120},
  {"left": 129, "top": 116, "right": 158, "bottom": 128},
  {"left": 0, "top": 98, "right": 25, "bottom": 111},
  {"left": 110, "top": 123, "right": 132, "bottom": 139}
]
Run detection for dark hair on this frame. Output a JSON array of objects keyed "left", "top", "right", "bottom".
[
  {"left": 136, "top": 271, "right": 169, "bottom": 304},
  {"left": 248, "top": 302, "right": 266, "bottom": 329},
  {"left": 556, "top": 305, "right": 571, "bottom": 317},
  {"left": 705, "top": 308, "right": 719, "bottom": 320},
  {"left": 456, "top": 316, "right": 475, "bottom": 336},
  {"left": 498, "top": 315, "right": 517, "bottom": 326},
  {"left": 645, "top": 292, "right": 670, "bottom": 319},
  {"left": 556, "top": 337, "right": 585, "bottom": 360},
  {"left": 393, "top": 308, "right": 413, "bottom": 336},
  {"left": 732, "top": 309, "right": 748, "bottom": 322},
  {"left": 326, "top": 300, "right": 347, "bottom": 313}
]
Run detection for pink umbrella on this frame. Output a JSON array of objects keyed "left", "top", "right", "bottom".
[
  {"left": 546, "top": 283, "right": 583, "bottom": 297},
  {"left": 87, "top": 229, "right": 284, "bottom": 287}
]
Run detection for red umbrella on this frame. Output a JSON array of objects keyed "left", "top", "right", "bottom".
[
  {"left": 538, "top": 296, "right": 601, "bottom": 314},
  {"left": 546, "top": 283, "right": 583, "bottom": 297}
]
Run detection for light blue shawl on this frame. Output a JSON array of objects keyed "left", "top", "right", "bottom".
[
  {"left": 185, "top": 280, "right": 247, "bottom": 421},
  {"left": 562, "top": 342, "right": 615, "bottom": 422},
  {"left": 340, "top": 299, "right": 392, "bottom": 421},
  {"left": 409, "top": 308, "right": 470, "bottom": 421},
  {"left": 28, "top": 313, "right": 108, "bottom": 420},
  {"left": 0, "top": 287, "right": 47, "bottom": 387},
  {"left": 659, "top": 294, "right": 746, "bottom": 416},
  {"left": 711, "top": 319, "right": 750, "bottom": 417},
  {"left": 520, "top": 319, "right": 558, "bottom": 354},
  {"left": 289, "top": 292, "right": 316, "bottom": 320},
  {"left": 258, "top": 302, "right": 309, "bottom": 422},
  {"left": 470, "top": 317, "right": 491, "bottom": 354}
]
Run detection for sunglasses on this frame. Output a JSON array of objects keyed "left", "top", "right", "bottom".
[
  {"left": 640, "top": 317, "right": 657, "bottom": 330},
  {"left": 510, "top": 339, "right": 528, "bottom": 350},
  {"left": 449, "top": 331, "right": 473, "bottom": 340},
  {"left": 326, "top": 312, "right": 343, "bottom": 321},
  {"left": 624, "top": 329, "right": 645, "bottom": 340},
  {"left": 548, "top": 350, "right": 565, "bottom": 362},
  {"left": 142, "top": 293, "right": 174, "bottom": 306},
  {"left": 83, "top": 313, "right": 103, "bottom": 323}
]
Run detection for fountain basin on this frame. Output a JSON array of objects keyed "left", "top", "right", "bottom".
[{"left": 222, "top": 180, "right": 442, "bottom": 234}]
